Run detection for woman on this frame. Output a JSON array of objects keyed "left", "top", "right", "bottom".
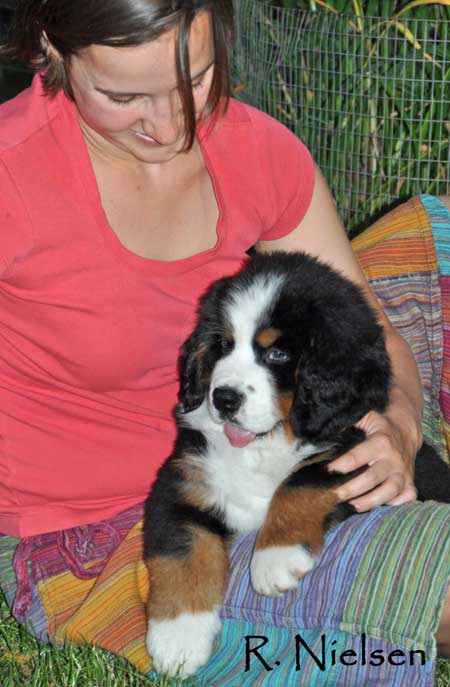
[{"left": 0, "top": 1, "right": 449, "bottom": 684}]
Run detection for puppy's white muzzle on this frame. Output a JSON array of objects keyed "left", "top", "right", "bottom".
[{"left": 208, "top": 350, "right": 280, "bottom": 435}]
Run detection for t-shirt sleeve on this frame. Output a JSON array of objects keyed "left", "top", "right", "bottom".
[
  {"left": 0, "top": 159, "right": 33, "bottom": 277},
  {"left": 248, "top": 108, "right": 316, "bottom": 242}
]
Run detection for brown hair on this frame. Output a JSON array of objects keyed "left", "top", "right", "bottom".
[{"left": 1, "top": 0, "right": 234, "bottom": 149}]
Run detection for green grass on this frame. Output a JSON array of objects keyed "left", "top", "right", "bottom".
[
  {"left": 437, "top": 659, "right": 450, "bottom": 687},
  {"left": 1, "top": 590, "right": 450, "bottom": 686},
  {"left": 0, "top": 591, "right": 191, "bottom": 687}
]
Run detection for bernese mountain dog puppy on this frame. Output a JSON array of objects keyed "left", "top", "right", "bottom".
[{"left": 143, "top": 250, "right": 450, "bottom": 678}]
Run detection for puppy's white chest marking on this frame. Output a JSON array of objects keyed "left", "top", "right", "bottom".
[
  {"left": 205, "top": 430, "right": 312, "bottom": 533},
  {"left": 184, "top": 403, "right": 318, "bottom": 533}
]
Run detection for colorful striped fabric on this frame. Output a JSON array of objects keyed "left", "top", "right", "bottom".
[
  {"left": 1, "top": 195, "right": 450, "bottom": 687},
  {"left": 0, "top": 504, "right": 153, "bottom": 675},
  {"left": 352, "top": 195, "right": 445, "bottom": 458},
  {"left": 424, "top": 195, "right": 450, "bottom": 459},
  {"left": 200, "top": 503, "right": 450, "bottom": 687}
]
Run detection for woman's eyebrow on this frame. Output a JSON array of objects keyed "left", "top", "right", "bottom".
[{"left": 95, "top": 60, "right": 215, "bottom": 98}]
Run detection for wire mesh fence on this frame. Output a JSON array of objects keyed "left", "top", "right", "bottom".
[
  {"left": 0, "top": 3, "right": 32, "bottom": 102},
  {"left": 233, "top": 0, "right": 450, "bottom": 230}
]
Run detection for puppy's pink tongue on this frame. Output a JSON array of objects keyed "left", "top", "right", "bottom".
[{"left": 224, "top": 422, "right": 257, "bottom": 448}]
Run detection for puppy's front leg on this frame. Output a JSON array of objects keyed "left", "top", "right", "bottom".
[
  {"left": 250, "top": 482, "right": 341, "bottom": 597},
  {"left": 146, "top": 528, "right": 228, "bottom": 678}
]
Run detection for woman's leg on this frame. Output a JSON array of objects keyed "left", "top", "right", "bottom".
[
  {"left": 196, "top": 502, "right": 450, "bottom": 687},
  {"left": 0, "top": 504, "right": 152, "bottom": 674},
  {"left": 6, "top": 504, "right": 447, "bottom": 686}
]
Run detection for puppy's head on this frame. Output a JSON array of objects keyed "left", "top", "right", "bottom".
[
  {"left": 178, "top": 251, "right": 391, "bottom": 446},
  {"left": 178, "top": 265, "right": 286, "bottom": 446}
]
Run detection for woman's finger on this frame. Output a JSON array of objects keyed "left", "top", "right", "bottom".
[
  {"left": 328, "top": 431, "right": 399, "bottom": 475},
  {"left": 346, "top": 474, "right": 408, "bottom": 512},
  {"left": 334, "top": 465, "right": 405, "bottom": 506},
  {"left": 387, "top": 483, "right": 418, "bottom": 506}
]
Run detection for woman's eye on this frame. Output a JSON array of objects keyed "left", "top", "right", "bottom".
[
  {"left": 105, "top": 77, "right": 206, "bottom": 107},
  {"left": 192, "top": 78, "right": 205, "bottom": 91},
  {"left": 266, "top": 348, "right": 291, "bottom": 364},
  {"left": 107, "top": 95, "right": 136, "bottom": 106}
]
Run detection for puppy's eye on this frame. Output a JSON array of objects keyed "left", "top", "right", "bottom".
[
  {"left": 266, "top": 348, "right": 291, "bottom": 364},
  {"left": 219, "top": 337, "right": 233, "bottom": 352}
]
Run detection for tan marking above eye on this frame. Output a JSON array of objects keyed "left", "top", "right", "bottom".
[
  {"left": 256, "top": 327, "right": 282, "bottom": 349},
  {"left": 223, "top": 323, "right": 233, "bottom": 340},
  {"left": 221, "top": 326, "right": 234, "bottom": 349}
]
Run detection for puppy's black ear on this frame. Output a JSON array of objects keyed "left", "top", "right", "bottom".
[
  {"left": 290, "top": 325, "right": 391, "bottom": 442},
  {"left": 177, "top": 330, "right": 209, "bottom": 413},
  {"left": 176, "top": 267, "right": 243, "bottom": 413},
  {"left": 177, "top": 277, "right": 229, "bottom": 413}
]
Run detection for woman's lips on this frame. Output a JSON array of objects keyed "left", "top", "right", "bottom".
[{"left": 130, "top": 129, "right": 162, "bottom": 145}]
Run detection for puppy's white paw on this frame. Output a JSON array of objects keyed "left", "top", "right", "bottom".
[
  {"left": 250, "top": 545, "right": 316, "bottom": 597},
  {"left": 146, "top": 610, "right": 221, "bottom": 679}
]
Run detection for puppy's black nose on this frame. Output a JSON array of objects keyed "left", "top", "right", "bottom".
[{"left": 212, "top": 386, "right": 243, "bottom": 416}]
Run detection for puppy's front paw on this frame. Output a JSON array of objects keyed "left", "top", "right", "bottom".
[
  {"left": 146, "top": 610, "right": 221, "bottom": 678},
  {"left": 250, "top": 545, "right": 316, "bottom": 597}
]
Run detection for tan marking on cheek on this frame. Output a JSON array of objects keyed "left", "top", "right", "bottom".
[
  {"left": 255, "top": 486, "right": 339, "bottom": 554},
  {"left": 146, "top": 529, "right": 228, "bottom": 620},
  {"left": 278, "top": 392, "right": 296, "bottom": 442},
  {"left": 256, "top": 327, "right": 282, "bottom": 349}
]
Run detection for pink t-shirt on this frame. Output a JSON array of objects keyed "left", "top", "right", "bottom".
[{"left": 0, "top": 75, "right": 315, "bottom": 536}]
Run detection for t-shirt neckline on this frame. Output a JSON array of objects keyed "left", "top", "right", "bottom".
[{"left": 58, "top": 92, "right": 225, "bottom": 277}]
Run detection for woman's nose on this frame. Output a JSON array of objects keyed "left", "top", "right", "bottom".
[{"left": 141, "top": 94, "right": 183, "bottom": 145}]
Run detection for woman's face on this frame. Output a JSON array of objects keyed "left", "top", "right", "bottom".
[{"left": 67, "top": 10, "right": 215, "bottom": 164}]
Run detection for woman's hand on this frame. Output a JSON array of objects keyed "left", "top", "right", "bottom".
[{"left": 328, "top": 389, "right": 422, "bottom": 512}]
